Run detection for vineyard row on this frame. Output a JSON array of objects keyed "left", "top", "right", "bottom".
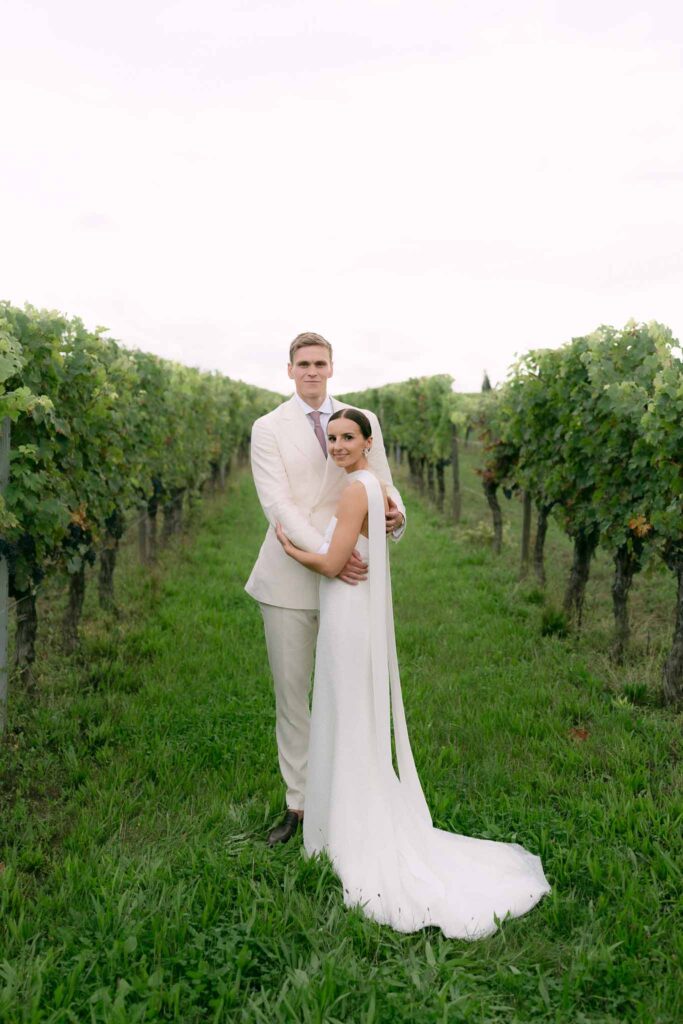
[
  {"left": 0, "top": 303, "right": 281, "bottom": 727},
  {"left": 340, "top": 320, "right": 683, "bottom": 705}
]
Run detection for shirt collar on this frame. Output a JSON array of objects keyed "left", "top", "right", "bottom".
[{"left": 294, "top": 393, "right": 334, "bottom": 417}]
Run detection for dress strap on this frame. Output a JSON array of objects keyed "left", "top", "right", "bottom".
[{"left": 355, "top": 470, "right": 432, "bottom": 828}]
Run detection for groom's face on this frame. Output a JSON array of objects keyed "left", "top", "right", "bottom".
[{"left": 288, "top": 344, "right": 333, "bottom": 405}]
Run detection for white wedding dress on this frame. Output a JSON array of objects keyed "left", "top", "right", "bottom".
[{"left": 303, "top": 469, "right": 551, "bottom": 939}]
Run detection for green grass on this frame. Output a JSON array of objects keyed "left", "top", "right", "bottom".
[{"left": 0, "top": 461, "right": 681, "bottom": 1023}]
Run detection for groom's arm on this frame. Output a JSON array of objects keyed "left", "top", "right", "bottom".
[
  {"left": 364, "top": 410, "right": 407, "bottom": 541},
  {"left": 250, "top": 417, "right": 326, "bottom": 552}
]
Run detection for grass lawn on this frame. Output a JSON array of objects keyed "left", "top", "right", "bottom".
[{"left": 0, "top": 457, "right": 681, "bottom": 1023}]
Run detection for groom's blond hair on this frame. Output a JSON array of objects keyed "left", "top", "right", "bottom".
[{"left": 289, "top": 332, "right": 333, "bottom": 363}]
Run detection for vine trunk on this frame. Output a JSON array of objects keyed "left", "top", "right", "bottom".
[
  {"left": 435, "top": 462, "right": 445, "bottom": 512},
  {"left": 98, "top": 535, "right": 120, "bottom": 613},
  {"left": 563, "top": 527, "right": 600, "bottom": 629},
  {"left": 14, "top": 589, "right": 37, "bottom": 688},
  {"left": 483, "top": 480, "right": 503, "bottom": 554},
  {"left": 662, "top": 547, "right": 683, "bottom": 706},
  {"left": 520, "top": 492, "right": 532, "bottom": 578},
  {"left": 533, "top": 504, "right": 552, "bottom": 587},
  {"left": 451, "top": 428, "right": 461, "bottom": 523},
  {"left": 611, "top": 543, "right": 642, "bottom": 664},
  {"left": 63, "top": 567, "right": 86, "bottom": 653}
]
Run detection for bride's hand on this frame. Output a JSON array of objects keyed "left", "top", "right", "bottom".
[{"left": 275, "top": 521, "right": 294, "bottom": 554}]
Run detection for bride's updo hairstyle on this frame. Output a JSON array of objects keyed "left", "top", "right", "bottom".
[{"left": 328, "top": 407, "right": 372, "bottom": 440}]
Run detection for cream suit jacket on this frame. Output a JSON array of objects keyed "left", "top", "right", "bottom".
[{"left": 245, "top": 395, "right": 405, "bottom": 610}]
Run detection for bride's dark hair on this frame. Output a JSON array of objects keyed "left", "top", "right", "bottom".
[{"left": 328, "top": 407, "right": 372, "bottom": 439}]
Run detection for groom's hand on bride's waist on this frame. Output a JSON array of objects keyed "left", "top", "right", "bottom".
[
  {"left": 338, "top": 549, "right": 368, "bottom": 585},
  {"left": 385, "top": 497, "right": 405, "bottom": 534}
]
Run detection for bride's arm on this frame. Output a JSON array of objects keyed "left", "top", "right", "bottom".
[{"left": 276, "top": 484, "right": 368, "bottom": 578}]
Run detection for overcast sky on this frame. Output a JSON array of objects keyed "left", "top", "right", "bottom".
[{"left": 2, "top": 1, "right": 682, "bottom": 395}]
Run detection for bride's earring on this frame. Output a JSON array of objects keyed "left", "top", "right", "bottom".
[{"left": 362, "top": 447, "right": 369, "bottom": 456}]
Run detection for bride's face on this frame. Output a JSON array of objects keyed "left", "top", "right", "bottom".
[{"left": 327, "top": 417, "right": 372, "bottom": 470}]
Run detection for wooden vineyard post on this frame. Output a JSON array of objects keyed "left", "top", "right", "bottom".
[{"left": 1, "top": 417, "right": 10, "bottom": 734}]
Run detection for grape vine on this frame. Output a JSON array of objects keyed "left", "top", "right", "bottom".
[
  {"left": 0, "top": 302, "right": 280, "bottom": 698},
  {"left": 339, "top": 321, "right": 683, "bottom": 704}
]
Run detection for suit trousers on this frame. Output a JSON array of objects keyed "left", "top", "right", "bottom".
[{"left": 259, "top": 603, "right": 319, "bottom": 810}]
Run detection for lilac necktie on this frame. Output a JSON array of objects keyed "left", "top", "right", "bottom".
[{"left": 308, "top": 410, "right": 328, "bottom": 458}]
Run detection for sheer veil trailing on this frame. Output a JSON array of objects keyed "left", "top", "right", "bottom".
[{"left": 363, "top": 469, "right": 433, "bottom": 828}]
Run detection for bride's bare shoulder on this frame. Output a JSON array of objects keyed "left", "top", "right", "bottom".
[
  {"left": 349, "top": 474, "right": 389, "bottom": 512},
  {"left": 337, "top": 480, "right": 368, "bottom": 513}
]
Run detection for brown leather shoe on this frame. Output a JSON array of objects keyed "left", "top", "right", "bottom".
[{"left": 267, "top": 810, "right": 302, "bottom": 846}]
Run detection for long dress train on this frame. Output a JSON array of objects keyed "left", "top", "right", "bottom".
[{"left": 303, "top": 469, "right": 550, "bottom": 940}]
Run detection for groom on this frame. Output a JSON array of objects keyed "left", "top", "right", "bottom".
[{"left": 245, "top": 332, "right": 406, "bottom": 845}]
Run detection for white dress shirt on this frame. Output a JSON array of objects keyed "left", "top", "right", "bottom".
[{"left": 294, "top": 393, "right": 334, "bottom": 440}]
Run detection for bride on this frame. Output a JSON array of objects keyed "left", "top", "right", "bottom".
[{"left": 275, "top": 407, "right": 550, "bottom": 940}]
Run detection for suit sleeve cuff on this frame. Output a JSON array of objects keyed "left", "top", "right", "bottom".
[{"left": 391, "top": 515, "right": 406, "bottom": 541}]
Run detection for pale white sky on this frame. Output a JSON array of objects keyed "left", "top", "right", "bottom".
[{"left": 2, "top": 1, "right": 682, "bottom": 394}]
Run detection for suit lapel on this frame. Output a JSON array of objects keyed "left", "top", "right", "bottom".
[
  {"left": 313, "top": 396, "right": 347, "bottom": 506},
  {"left": 281, "top": 395, "right": 327, "bottom": 463}
]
